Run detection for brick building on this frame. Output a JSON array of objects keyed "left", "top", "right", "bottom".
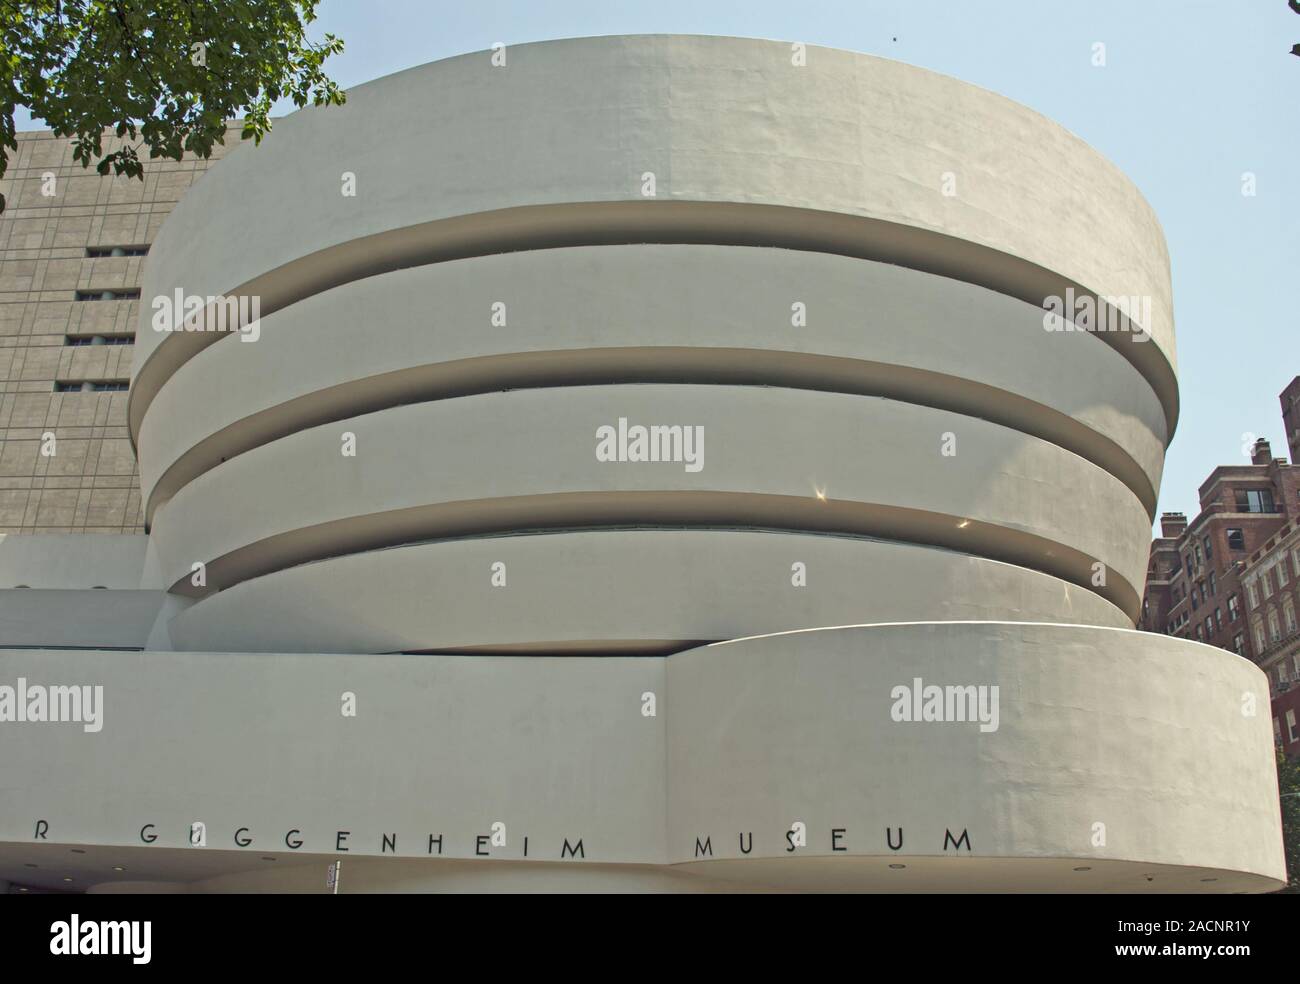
[
  {"left": 1139, "top": 378, "right": 1300, "bottom": 756},
  {"left": 1241, "top": 519, "right": 1300, "bottom": 759},
  {"left": 1283, "top": 375, "right": 1300, "bottom": 465}
]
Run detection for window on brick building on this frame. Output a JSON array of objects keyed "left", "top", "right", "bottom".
[
  {"left": 1228, "top": 528, "right": 1245, "bottom": 550},
  {"left": 1278, "top": 560, "right": 1290, "bottom": 588},
  {"left": 1254, "top": 618, "right": 1266, "bottom": 651},
  {"left": 1289, "top": 709, "right": 1298, "bottom": 744},
  {"left": 1237, "top": 489, "right": 1276, "bottom": 513},
  {"left": 1248, "top": 581, "right": 1259, "bottom": 608},
  {"left": 1196, "top": 624, "right": 1205, "bottom": 641},
  {"left": 1285, "top": 598, "right": 1297, "bottom": 635},
  {"left": 1233, "top": 633, "right": 1245, "bottom": 655},
  {"left": 1214, "top": 608, "right": 1223, "bottom": 632},
  {"left": 1203, "top": 535, "right": 1213, "bottom": 561},
  {"left": 1228, "top": 594, "right": 1241, "bottom": 620},
  {"left": 1208, "top": 570, "right": 1217, "bottom": 595},
  {"left": 1268, "top": 609, "right": 1281, "bottom": 643},
  {"left": 1263, "top": 571, "right": 1274, "bottom": 599}
]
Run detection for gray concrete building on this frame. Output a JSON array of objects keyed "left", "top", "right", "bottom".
[{"left": 0, "top": 36, "right": 1286, "bottom": 893}]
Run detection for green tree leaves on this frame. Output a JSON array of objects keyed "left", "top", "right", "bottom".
[
  {"left": 0, "top": 0, "right": 345, "bottom": 212},
  {"left": 1279, "top": 746, "right": 1300, "bottom": 892}
]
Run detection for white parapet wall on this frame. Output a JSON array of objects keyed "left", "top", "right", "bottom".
[{"left": 0, "top": 624, "right": 1284, "bottom": 892}]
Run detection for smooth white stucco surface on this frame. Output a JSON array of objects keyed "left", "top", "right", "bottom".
[
  {"left": 164, "top": 531, "right": 1129, "bottom": 654},
  {"left": 131, "top": 35, "right": 1176, "bottom": 439},
  {"left": 0, "top": 624, "right": 1284, "bottom": 892},
  {"left": 147, "top": 385, "right": 1152, "bottom": 614},
  {"left": 137, "top": 245, "right": 1167, "bottom": 520}
]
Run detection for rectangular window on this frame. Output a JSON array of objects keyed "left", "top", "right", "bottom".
[
  {"left": 1248, "top": 581, "right": 1259, "bottom": 609},
  {"left": 73, "top": 289, "right": 141, "bottom": 301},
  {"left": 1278, "top": 561, "right": 1290, "bottom": 588},
  {"left": 1289, "top": 709, "right": 1298, "bottom": 744},
  {"left": 64, "top": 334, "right": 134, "bottom": 346},
  {"left": 1185, "top": 554, "right": 1194, "bottom": 576},
  {"left": 1203, "top": 535, "right": 1213, "bottom": 561},
  {"left": 85, "top": 245, "right": 149, "bottom": 258},
  {"left": 1233, "top": 633, "right": 1245, "bottom": 655},
  {"left": 1236, "top": 489, "right": 1276, "bottom": 513},
  {"left": 1229, "top": 594, "right": 1240, "bottom": 620},
  {"left": 1228, "top": 528, "right": 1245, "bottom": 550},
  {"left": 53, "top": 380, "right": 129, "bottom": 392},
  {"left": 1208, "top": 571, "right": 1217, "bottom": 596},
  {"left": 1214, "top": 608, "right": 1223, "bottom": 632}
]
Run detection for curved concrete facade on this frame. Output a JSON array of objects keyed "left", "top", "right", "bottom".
[
  {"left": 0, "top": 624, "right": 1285, "bottom": 893},
  {"left": 0, "top": 36, "right": 1284, "bottom": 894},
  {"left": 148, "top": 385, "right": 1153, "bottom": 618},
  {"left": 165, "top": 531, "right": 1131, "bottom": 655},
  {"left": 136, "top": 246, "right": 1169, "bottom": 523},
  {"left": 128, "top": 35, "right": 1178, "bottom": 442}
]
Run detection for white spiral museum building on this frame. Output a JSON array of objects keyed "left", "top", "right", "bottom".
[{"left": 0, "top": 36, "right": 1286, "bottom": 893}]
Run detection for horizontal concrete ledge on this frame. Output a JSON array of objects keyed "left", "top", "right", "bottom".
[
  {"left": 401, "top": 639, "right": 711, "bottom": 657},
  {"left": 164, "top": 530, "right": 1126, "bottom": 654},
  {"left": 128, "top": 200, "right": 1180, "bottom": 447},
  {"left": 165, "top": 491, "right": 1142, "bottom": 620},
  {"left": 142, "top": 346, "right": 1159, "bottom": 527},
  {"left": 45, "top": 852, "right": 1289, "bottom": 894},
  {"left": 0, "top": 589, "right": 164, "bottom": 650}
]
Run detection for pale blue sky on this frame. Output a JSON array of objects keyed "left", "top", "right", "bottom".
[{"left": 18, "top": 1, "right": 1297, "bottom": 524}]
